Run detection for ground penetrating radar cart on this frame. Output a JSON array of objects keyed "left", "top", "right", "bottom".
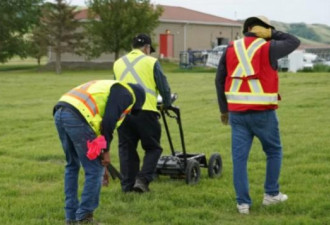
[{"left": 156, "top": 94, "right": 223, "bottom": 184}]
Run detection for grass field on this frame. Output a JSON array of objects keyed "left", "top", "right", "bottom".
[{"left": 0, "top": 64, "right": 330, "bottom": 225}]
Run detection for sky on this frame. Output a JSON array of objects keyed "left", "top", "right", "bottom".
[{"left": 56, "top": 0, "right": 330, "bottom": 26}]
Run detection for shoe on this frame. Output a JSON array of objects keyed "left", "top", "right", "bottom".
[
  {"left": 262, "top": 192, "right": 288, "bottom": 206},
  {"left": 77, "top": 213, "right": 98, "bottom": 225},
  {"left": 66, "top": 220, "right": 77, "bottom": 225},
  {"left": 237, "top": 203, "right": 250, "bottom": 214},
  {"left": 133, "top": 178, "right": 150, "bottom": 193}
]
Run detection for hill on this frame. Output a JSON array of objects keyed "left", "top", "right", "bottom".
[
  {"left": 238, "top": 20, "right": 330, "bottom": 46},
  {"left": 271, "top": 21, "right": 330, "bottom": 46}
]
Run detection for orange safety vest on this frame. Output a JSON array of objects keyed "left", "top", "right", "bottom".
[{"left": 225, "top": 36, "right": 279, "bottom": 112}]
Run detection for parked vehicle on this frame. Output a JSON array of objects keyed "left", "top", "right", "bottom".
[
  {"left": 204, "top": 45, "right": 227, "bottom": 68},
  {"left": 179, "top": 45, "right": 228, "bottom": 68},
  {"left": 211, "top": 45, "right": 227, "bottom": 53},
  {"left": 278, "top": 51, "right": 319, "bottom": 72},
  {"left": 202, "top": 45, "right": 227, "bottom": 59},
  {"left": 303, "top": 53, "right": 318, "bottom": 69}
]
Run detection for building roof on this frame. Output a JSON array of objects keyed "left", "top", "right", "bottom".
[
  {"left": 159, "top": 5, "right": 241, "bottom": 27},
  {"left": 75, "top": 9, "right": 89, "bottom": 21},
  {"left": 74, "top": 5, "right": 242, "bottom": 27},
  {"left": 299, "top": 44, "right": 330, "bottom": 49}
]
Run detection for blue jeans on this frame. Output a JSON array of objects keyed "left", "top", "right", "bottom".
[
  {"left": 54, "top": 107, "right": 104, "bottom": 221},
  {"left": 229, "top": 110, "right": 282, "bottom": 205}
]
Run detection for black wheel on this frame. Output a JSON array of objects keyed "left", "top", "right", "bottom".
[
  {"left": 185, "top": 159, "right": 200, "bottom": 185},
  {"left": 208, "top": 153, "right": 222, "bottom": 178}
]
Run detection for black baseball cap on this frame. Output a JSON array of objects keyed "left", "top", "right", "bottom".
[{"left": 132, "top": 34, "right": 155, "bottom": 53}]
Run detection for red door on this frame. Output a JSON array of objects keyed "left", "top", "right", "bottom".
[{"left": 159, "top": 34, "right": 174, "bottom": 58}]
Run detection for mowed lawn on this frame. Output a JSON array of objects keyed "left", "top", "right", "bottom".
[{"left": 0, "top": 66, "right": 329, "bottom": 225}]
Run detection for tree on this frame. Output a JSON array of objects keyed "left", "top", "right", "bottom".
[
  {"left": 26, "top": 26, "right": 49, "bottom": 66},
  {"left": 0, "top": 0, "right": 43, "bottom": 63},
  {"left": 40, "top": 0, "right": 84, "bottom": 74},
  {"left": 85, "top": 0, "right": 163, "bottom": 60}
]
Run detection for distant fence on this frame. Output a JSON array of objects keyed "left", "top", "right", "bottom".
[
  {"left": 42, "top": 61, "right": 113, "bottom": 70},
  {"left": 305, "top": 47, "right": 330, "bottom": 60},
  {"left": 179, "top": 51, "right": 222, "bottom": 68}
]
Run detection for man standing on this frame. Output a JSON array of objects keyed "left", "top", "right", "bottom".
[
  {"left": 113, "top": 33, "right": 172, "bottom": 193},
  {"left": 54, "top": 80, "right": 145, "bottom": 224},
  {"left": 215, "top": 16, "right": 300, "bottom": 214}
]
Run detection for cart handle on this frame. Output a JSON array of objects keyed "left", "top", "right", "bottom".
[
  {"left": 157, "top": 93, "right": 178, "bottom": 108},
  {"left": 157, "top": 93, "right": 179, "bottom": 118}
]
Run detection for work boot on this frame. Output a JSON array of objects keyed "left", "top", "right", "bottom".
[
  {"left": 262, "top": 192, "right": 288, "bottom": 206},
  {"left": 77, "top": 213, "right": 98, "bottom": 225},
  {"left": 133, "top": 177, "right": 150, "bottom": 193},
  {"left": 65, "top": 220, "right": 77, "bottom": 225}
]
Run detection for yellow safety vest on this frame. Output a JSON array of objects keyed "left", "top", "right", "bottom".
[
  {"left": 59, "top": 80, "right": 135, "bottom": 135},
  {"left": 113, "top": 49, "right": 158, "bottom": 112}
]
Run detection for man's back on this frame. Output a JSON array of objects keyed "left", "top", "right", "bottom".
[{"left": 114, "top": 49, "right": 158, "bottom": 112}]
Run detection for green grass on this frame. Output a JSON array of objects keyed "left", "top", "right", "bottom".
[
  {"left": 0, "top": 57, "right": 48, "bottom": 72},
  {"left": 0, "top": 65, "right": 330, "bottom": 225}
]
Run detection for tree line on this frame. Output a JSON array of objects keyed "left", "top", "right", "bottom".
[{"left": 0, "top": 0, "right": 163, "bottom": 73}]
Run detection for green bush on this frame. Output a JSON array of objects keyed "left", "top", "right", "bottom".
[
  {"left": 313, "top": 64, "right": 330, "bottom": 72},
  {"left": 298, "top": 64, "right": 330, "bottom": 72}
]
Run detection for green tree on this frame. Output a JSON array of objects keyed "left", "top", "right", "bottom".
[
  {"left": 85, "top": 0, "right": 163, "bottom": 60},
  {"left": 26, "top": 26, "right": 49, "bottom": 66},
  {"left": 40, "top": 0, "right": 84, "bottom": 74},
  {"left": 0, "top": 0, "right": 43, "bottom": 63}
]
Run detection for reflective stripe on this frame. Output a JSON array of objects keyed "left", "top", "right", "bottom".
[
  {"left": 248, "top": 79, "right": 263, "bottom": 93},
  {"left": 65, "top": 89, "right": 98, "bottom": 116},
  {"left": 118, "top": 108, "right": 132, "bottom": 122},
  {"left": 119, "top": 56, "right": 157, "bottom": 97},
  {"left": 225, "top": 92, "right": 278, "bottom": 104},
  {"left": 229, "top": 38, "right": 267, "bottom": 94},
  {"left": 120, "top": 55, "right": 145, "bottom": 80},
  {"left": 230, "top": 78, "right": 263, "bottom": 93},
  {"left": 114, "top": 82, "right": 135, "bottom": 128},
  {"left": 231, "top": 38, "right": 266, "bottom": 78},
  {"left": 247, "top": 38, "right": 266, "bottom": 59},
  {"left": 232, "top": 66, "right": 243, "bottom": 78},
  {"left": 79, "top": 80, "right": 97, "bottom": 90},
  {"left": 234, "top": 39, "right": 254, "bottom": 76},
  {"left": 230, "top": 79, "right": 243, "bottom": 92}
]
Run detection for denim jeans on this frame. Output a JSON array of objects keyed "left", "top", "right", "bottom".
[
  {"left": 229, "top": 110, "right": 282, "bottom": 205},
  {"left": 54, "top": 107, "right": 104, "bottom": 221}
]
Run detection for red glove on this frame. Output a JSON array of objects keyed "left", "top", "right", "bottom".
[{"left": 86, "top": 135, "right": 107, "bottom": 160}]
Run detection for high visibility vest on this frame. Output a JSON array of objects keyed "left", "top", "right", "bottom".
[
  {"left": 225, "top": 37, "right": 279, "bottom": 111},
  {"left": 113, "top": 49, "right": 158, "bottom": 112},
  {"left": 58, "top": 80, "right": 135, "bottom": 135}
]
